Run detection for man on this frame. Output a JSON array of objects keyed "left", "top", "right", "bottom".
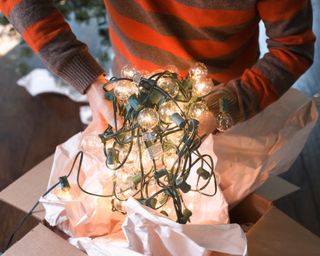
[{"left": 0, "top": 0, "right": 315, "bottom": 133}]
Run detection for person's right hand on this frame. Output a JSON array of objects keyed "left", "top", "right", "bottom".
[{"left": 86, "top": 75, "right": 123, "bottom": 133}]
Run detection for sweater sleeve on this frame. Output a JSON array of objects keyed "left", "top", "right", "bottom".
[
  {"left": 0, "top": 0, "right": 105, "bottom": 93},
  {"left": 215, "top": 0, "right": 316, "bottom": 123}
]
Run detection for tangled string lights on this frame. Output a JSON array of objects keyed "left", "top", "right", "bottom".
[{"left": 96, "top": 63, "right": 219, "bottom": 224}]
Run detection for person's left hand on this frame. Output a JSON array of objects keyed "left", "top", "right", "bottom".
[
  {"left": 86, "top": 75, "right": 123, "bottom": 132},
  {"left": 197, "top": 110, "right": 217, "bottom": 137}
]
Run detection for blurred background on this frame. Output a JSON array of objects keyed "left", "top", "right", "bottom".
[{"left": 0, "top": 0, "right": 319, "bottom": 236}]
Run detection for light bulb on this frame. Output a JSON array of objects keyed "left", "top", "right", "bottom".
[
  {"left": 192, "top": 78, "right": 214, "bottom": 97},
  {"left": 114, "top": 80, "right": 139, "bottom": 102},
  {"left": 163, "top": 148, "right": 181, "bottom": 170},
  {"left": 80, "top": 134, "right": 104, "bottom": 156},
  {"left": 121, "top": 65, "right": 137, "bottom": 79},
  {"left": 177, "top": 101, "right": 189, "bottom": 114},
  {"left": 189, "top": 102, "right": 209, "bottom": 120},
  {"left": 137, "top": 108, "right": 160, "bottom": 130},
  {"left": 165, "top": 130, "right": 184, "bottom": 145},
  {"left": 55, "top": 185, "right": 78, "bottom": 201},
  {"left": 157, "top": 77, "right": 179, "bottom": 97},
  {"left": 189, "top": 62, "right": 208, "bottom": 80},
  {"left": 216, "top": 112, "right": 234, "bottom": 132},
  {"left": 158, "top": 101, "right": 180, "bottom": 123},
  {"left": 112, "top": 197, "right": 126, "bottom": 212}
]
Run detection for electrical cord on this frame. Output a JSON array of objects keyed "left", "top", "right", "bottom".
[{"left": 4, "top": 151, "right": 83, "bottom": 251}]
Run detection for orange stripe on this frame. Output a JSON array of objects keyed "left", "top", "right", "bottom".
[
  {"left": 242, "top": 68, "right": 279, "bottom": 109},
  {"left": 110, "top": 26, "right": 164, "bottom": 72},
  {"left": 258, "top": 0, "right": 307, "bottom": 22},
  {"left": 133, "top": 0, "right": 256, "bottom": 27},
  {"left": 0, "top": 0, "right": 22, "bottom": 16},
  {"left": 270, "top": 48, "right": 310, "bottom": 80},
  {"left": 22, "top": 10, "right": 71, "bottom": 52},
  {"left": 106, "top": 1, "right": 257, "bottom": 60}
]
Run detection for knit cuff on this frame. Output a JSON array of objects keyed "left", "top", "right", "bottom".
[
  {"left": 206, "top": 86, "right": 244, "bottom": 126},
  {"left": 57, "top": 50, "right": 106, "bottom": 94}
]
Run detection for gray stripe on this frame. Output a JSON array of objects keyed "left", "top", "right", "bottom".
[
  {"left": 229, "top": 79, "right": 260, "bottom": 120},
  {"left": 268, "top": 40, "right": 314, "bottom": 63},
  {"left": 264, "top": 2, "right": 313, "bottom": 39},
  {"left": 108, "top": 0, "right": 255, "bottom": 41},
  {"left": 110, "top": 18, "right": 257, "bottom": 73},
  {"left": 8, "top": 0, "right": 56, "bottom": 34},
  {"left": 254, "top": 53, "right": 295, "bottom": 96},
  {"left": 38, "top": 31, "right": 87, "bottom": 72},
  {"left": 176, "top": 0, "right": 256, "bottom": 10},
  {"left": 109, "top": 19, "right": 193, "bottom": 70}
]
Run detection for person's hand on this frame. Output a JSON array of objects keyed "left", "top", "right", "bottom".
[
  {"left": 86, "top": 75, "right": 123, "bottom": 132},
  {"left": 197, "top": 110, "right": 217, "bottom": 137}
]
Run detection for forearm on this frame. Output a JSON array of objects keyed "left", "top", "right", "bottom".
[
  {"left": 0, "top": 0, "right": 105, "bottom": 93},
  {"left": 210, "top": 0, "right": 315, "bottom": 126}
]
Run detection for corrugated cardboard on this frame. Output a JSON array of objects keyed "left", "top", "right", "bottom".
[
  {"left": 0, "top": 155, "right": 53, "bottom": 251},
  {"left": 1, "top": 155, "right": 320, "bottom": 255},
  {"left": 3, "top": 223, "right": 85, "bottom": 256},
  {"left": 247, "top": 207, "right": 320, "bottom": 256}
]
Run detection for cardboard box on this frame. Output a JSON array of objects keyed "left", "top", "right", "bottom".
[
  {"left": 3, "top": 223, "right": 85, "bottom": 256},
  {"left": 1, "top": 156, "right": 320, "bottom": 255},
  {"left": 0, "top": 156, "right": 53, "bottom": 251}
]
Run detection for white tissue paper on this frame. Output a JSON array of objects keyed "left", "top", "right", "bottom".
[
  {"left": 40, "top": 88, "right": 317, "bottom": 256},
  {"left": 17, "top": 68, "right": 87, "bottom": 102}
]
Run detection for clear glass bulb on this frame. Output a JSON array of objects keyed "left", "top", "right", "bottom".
[
  {"left": 115, "top": 167, "right": 140, "bottom": 199},
  {"left": 188, "top": 62, "right": 208, "bottom": 80},
  {"left": 163, "top": 148, "right": 180, "bottom": 170},
  {"left": 157, "top": 77, "right": 179, "bottom": 97},
  {"left": 216, "top": 112, "right": 233, "bottom": 132},
  {"left": 165, "top": 130, "right": 184, "bottom": 145},
  {"left": 189, "top": 102, "right": 209, "bottom": 120},
  {"left": 192, "top": 78, "right": 214, "bottom": 97},
  {"left": 80, "top": 134, "right": 104, "bottom": 160},
  {"left": 55, "top": 186, "right": 78, "bottom": 201},
  {"left": 114, "top": 80, "right": 139, "bottom": 101},
  {"left": 158, "top": 101, "right": 180, "bottom": 123},
  {"left": 137, "top": 108, "right": 160, "bottom": 130},
  {"left": 121, "top": 65, "right": 137, "bottom": 79}
]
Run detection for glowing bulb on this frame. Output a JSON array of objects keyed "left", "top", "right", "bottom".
[
  {"left": 112, "top": 197, "right": 126, "bottom": 212},
  {"left": 158, "top": 77, "right": 179, "bottom": 97},
  {"left": 121, "top": 65, "right": 137, "bottom": 79},
  {"left": 137, "top": 108, "right": 160, "bottom": 130},
  {"left": 80, "top": 134, "right": 104, "bottom": 156},
  {"left": 114, "top": 80, "right": 139, "bottom": 101},
  {"left": 177, "top": 101, "right": 189, "bottom": 114},
  {"left": 55, "top": 185, "right": 78, "bottom": 201},
  {"left": 163, "top": 148, "right": 180, "bottom": 170},
  {"left": 158, "top": 101, "right": 180, "bottom": 123},
  {"left": 189, "top": 62, "right": 208, "bottom": 80},
  {"left": 192, "top": 78, "right": 214, "bottom": 97},
  {"left": 189, "top": 102, "right": 209, "bottom": 120},
  {"left": 165, "top": 130, "right": 184, "bottom": 145}
]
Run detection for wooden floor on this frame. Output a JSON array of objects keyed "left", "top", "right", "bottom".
[
  {"left": 0, "top": 54, "right": 84, "bottom": 191},
  {"left": 1, "top": 54, "right": 320, "bottom": 238}
]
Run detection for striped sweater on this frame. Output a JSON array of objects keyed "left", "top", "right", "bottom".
[{"left": 0, "top": 0, "right": 315, "bottom": 122}]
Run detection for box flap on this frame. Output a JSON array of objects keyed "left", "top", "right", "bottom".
[
  {"left": 254, "top": 176, "right": 299, "bottom": 201},
  {"left": 0, "top": 155, "right": 53, "bottom": 220},
  {"left": 3, "top": 224, "right": 86, "bottom": 256},
  {"left": 247, "top": 207, "right": 320, "bottom": 256}
]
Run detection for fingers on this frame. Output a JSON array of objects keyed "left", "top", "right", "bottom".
[{"left": 198, "top": 111, "right": 217, "bottom": 137}]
